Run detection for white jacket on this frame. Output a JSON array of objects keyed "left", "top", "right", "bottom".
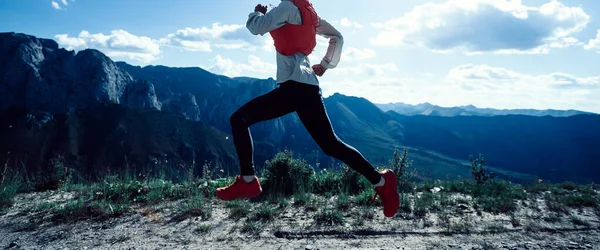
[{"left": 246, "top": 0, "right": 344, "bottom": 86}]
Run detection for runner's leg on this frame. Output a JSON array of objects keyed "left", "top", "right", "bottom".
[
  {"left": 230, "top": 83, "right": 298, "bottom": 176},
  {"left": 295, "top": 85, "right": 382, "bottom": 184}
]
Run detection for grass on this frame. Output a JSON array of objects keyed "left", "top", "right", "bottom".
[
  {"left": 227, "top": 200, "right": 251, "bottom": 220},
  {"left": 249, "top": 203, "right": 277, "bottom": 222},
  {"left": 570, "top": 215, "right": 591, "bottom": 227},
  {"left": 314, "top": 208, "right": 345, "bottom": 226},
  {"left": 1, "top": 149, "right": 599, "bottom": 235},
  {"left": 195, "top": 224, "right": 211, "bottom": 234}
]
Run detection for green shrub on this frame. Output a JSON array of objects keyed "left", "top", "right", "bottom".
[
  {"left": 400, "top": 193, "right": 412, "bottom": 213},
  {"left": 562, "top": 193, "right": 598, "bottom": 208},
  {"left": 293, "top": 192, "right": 312, "bottom": 207},
  {"left": 545, "top": 193, "right": 570, "bottom": 215},
  {"left": 249, "top": 203, "right": 277, "bottom": 222},
  {"left": 472, "top": 180, "right": 526, "bottom": 214},
  {"left": 570, "top": 215, "right": 591, "bottom": 227},
  {"left": 0, "top": 178, "right": 18, "bottom": 208},
  {"left": 414, "top": 192, "right": 435, "bottom": 218},
  {"left": 314, "top": 208, "right": 345, "bottom": 226},
  {"left": 227, "top": 200, "right": 251, "bottom": 220},
  {"left": 262, "top": 150, "right": 314, "bottom": 197},
  {"left": 441, "top": 181, "right": 473, "bottom": 194},
  {"left": 354, "top": 189, "right": 376, "bottom": 206},
  {"left": 559, "top": 181, "right": 578, "bottom": 191},
  {"left": 172, "top": 195, "right": 211, "bottom": 222},
  {"left": 469, "top": 154, "right": 494, "bottom": 184},
  {"left": 389, "top": 148, "right": 416, "bottom": 193},
  {"left": 543, "top": 213, "right": 562, "bottom": 223},
  {"left": 311, "top": 170, "right": 343, "bottom": 195},
  {"left": 336, "top": 193, "right": 351, "bottom": 211}
]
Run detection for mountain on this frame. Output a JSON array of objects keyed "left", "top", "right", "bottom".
[
  {"left": 376, "top": 102, "right": 594, "bottom": 117},
  {"left": 0, "top": 32, "right": 237, "bottom": 184},
  {"left": 0, "top": 32, "right": 161, "bottom": 115},
  {"left": 2, "top": 32, "right": 599, "bottom": 185},
  {"left": 322, "top": 94, "right": 600, "bottom": 184}
]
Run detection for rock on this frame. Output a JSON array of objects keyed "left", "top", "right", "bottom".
[
  {"left": 0, "top": 32, "right": 142, "bottom": 114},
  {"left": 305, "top": 245, "right": 314, "bottom": 250},
  {"left": 8, "top": 242, "right": 18, "bottom": 248},
  {"left": 457, "top": 204, "right": 469, "bottom": 210},
  {"left": 585, "top": 244, "right": 592, "bottom": 248}
]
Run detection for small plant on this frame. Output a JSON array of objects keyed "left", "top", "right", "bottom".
[
  {"left": 413, "top": 192, "right": 435, "bottom": 218},
  {"left": 472, "top": 180, "right": 525, "bottom": 214},
  {"left": 545, "top": 193, "right": 569, "bottom": 214},
  {"left": 262, "top": 150, "right": 314, "bottom": 197},
  {"left": 569, "top": 215, "right": 591, "bottom": 227},
  {"left": 559, "top": 181, "right": 578, "bottom": 191},
  {"left": 486, "top": 223, "right": 506, "bottom": 233},
  {"left": 227, "top": 200, "right": 251, "bottom": 220},
  {"left": 0, "top": 159, "right": 20, "bottom": 208},
  {"left": 195, "top": 224, "right": 211, "bottom": 234},
  {"left": 249, "top": 203, "right": 277, "bottom": 222},
  {"left": 399, "top": 193, "right": 412, "bottom": 213},
  {"left": 509, "top": 213, "right": 521, "bottom": 227},
  {"left": 389, "top": 148, "right": 416, "bottom": 193},
  {"left": 543, "top": 212, "right": 562, "bottom": 223},
  {"left": 336, "top": 193, "right": 350, "bottom": 211},
  {"left": 354, "top": 189, "right": 376, "bottom": 206},
  {"left": 469, "top": 154, "right": 494, "bottom": 185},
  {"left": 293, "top": 192, "right": 312, "bottom": 207},
  {"left": 314, "top": 208, "right": 345, "bottom": 226},
  {"left": 172, "top": 195, "right": 212, "bottom": 222},
  {"left": 240, "top": 221, "right": 260, "bottom": 235},
  {"left": 562, "top": 193, "right": 597, "bottom": 208}
]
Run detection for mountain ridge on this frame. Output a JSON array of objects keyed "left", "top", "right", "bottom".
[
  {"left": 376, "top": 101, "right": 595, "bottom": 117},
  {"left": 2, "top": 32, "right": 599, "bottom": 184}
]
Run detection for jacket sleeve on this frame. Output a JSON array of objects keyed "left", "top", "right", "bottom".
[
  {"left": 246, "top": 1, "right": 302, "bottom": 36},
  {"left": 316, "top": 17, "right": 344, "bottom": 69}
]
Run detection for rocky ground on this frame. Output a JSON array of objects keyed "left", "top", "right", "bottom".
[{"left": 1, "top": 187, "right": 599, "bottom": 250}]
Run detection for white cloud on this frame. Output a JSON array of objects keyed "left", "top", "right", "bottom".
[
  {"left": 61, "top": 0, "right": 68, "bottom": 5},
  {"left": 334, "top": 62, "right": 399, "bottom": 76},
  {"left": 322, "top": 64, "right": 600, "bottom": 113},
  {"left": 160, "top": 23, "right": 272, "bottom": 52},
  {"left": 51, "top": 1, "right": 61, "bottom": 9},
  {"left": 371, "top": 0, "right": 590, "bottom": 54},
  {"left": 204, "top": 55, "right": 276, "bottom": 78},
  {"left": 437, "top": 64, "right": 600, "bottom": 111},
  {"left": 342, "top": 47, "right": 376, "bottom": 61},
  {"left": 340, "top": 18, "right": 364, "bottom": 29},
  {"left": 584, "top": 29, "right": 600, "bottom": 52},
  {"left": 54, "top": 30, "right": 161, "bottom": 63},
  {"left": 447, "top": 64, "right": 600, "bottom": 90}
]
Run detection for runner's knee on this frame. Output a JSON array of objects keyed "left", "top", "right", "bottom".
[
  {"left": 321, "top": 138, "right": 346, "bottom": 157},
  {"left": 230, "top": 110, "right": 249, "bottom": 128}
]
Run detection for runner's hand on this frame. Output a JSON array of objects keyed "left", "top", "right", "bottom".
[
  {"left": 312, "top": 64, "right": 326, "bottom": 76},
  {"left": 255, "top": 4, "right": 267, "bottom": 14}
]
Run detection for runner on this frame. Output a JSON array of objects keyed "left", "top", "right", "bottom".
[{"left": 215, "top": 0, "right": 399, "bottom": 217}]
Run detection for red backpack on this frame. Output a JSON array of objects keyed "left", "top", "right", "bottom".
[{"left": 269, "top": 0, "right": 319, "bottom": 56}]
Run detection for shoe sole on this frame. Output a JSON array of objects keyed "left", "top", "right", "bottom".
[{"left": 382, "top": 170, "right": 399, "bottom": 217}]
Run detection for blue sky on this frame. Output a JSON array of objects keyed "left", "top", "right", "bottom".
[{"left": 2, "top": 0, "right": 600, "bottom": 113}]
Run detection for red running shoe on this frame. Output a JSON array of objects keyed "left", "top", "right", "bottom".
[
  {"left": 216, "top": 176, "right": 262, "bottom": 201},
  {"left": 372, "top": 169, "right": 399, "bottom": 217}
]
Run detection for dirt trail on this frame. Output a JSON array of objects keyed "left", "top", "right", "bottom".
[{"left": 1, "top": 190, "right": 599, "bottom": 250}]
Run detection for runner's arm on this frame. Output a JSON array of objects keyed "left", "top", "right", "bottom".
[
  {"left": 246, "top": 2, "right": 302, "bottom": 36},
  {"left": 316, "top": 18, "right": 344, "bottom": 69}
]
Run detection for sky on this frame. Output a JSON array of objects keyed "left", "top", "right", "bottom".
[{"left": 2, "top": 0, "right": 600, "bottom": 113}]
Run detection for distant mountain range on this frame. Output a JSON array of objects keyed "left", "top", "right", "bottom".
[
  {"left": 376, "top": 102, "right": 595, "bottom": 117},
  {"left": 1, "top": 32, "right": 599, "bottom": 185}
]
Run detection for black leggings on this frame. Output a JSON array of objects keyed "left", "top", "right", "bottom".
[{"left": 229, "top": 80, "right": 382, "bottom": 185}]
